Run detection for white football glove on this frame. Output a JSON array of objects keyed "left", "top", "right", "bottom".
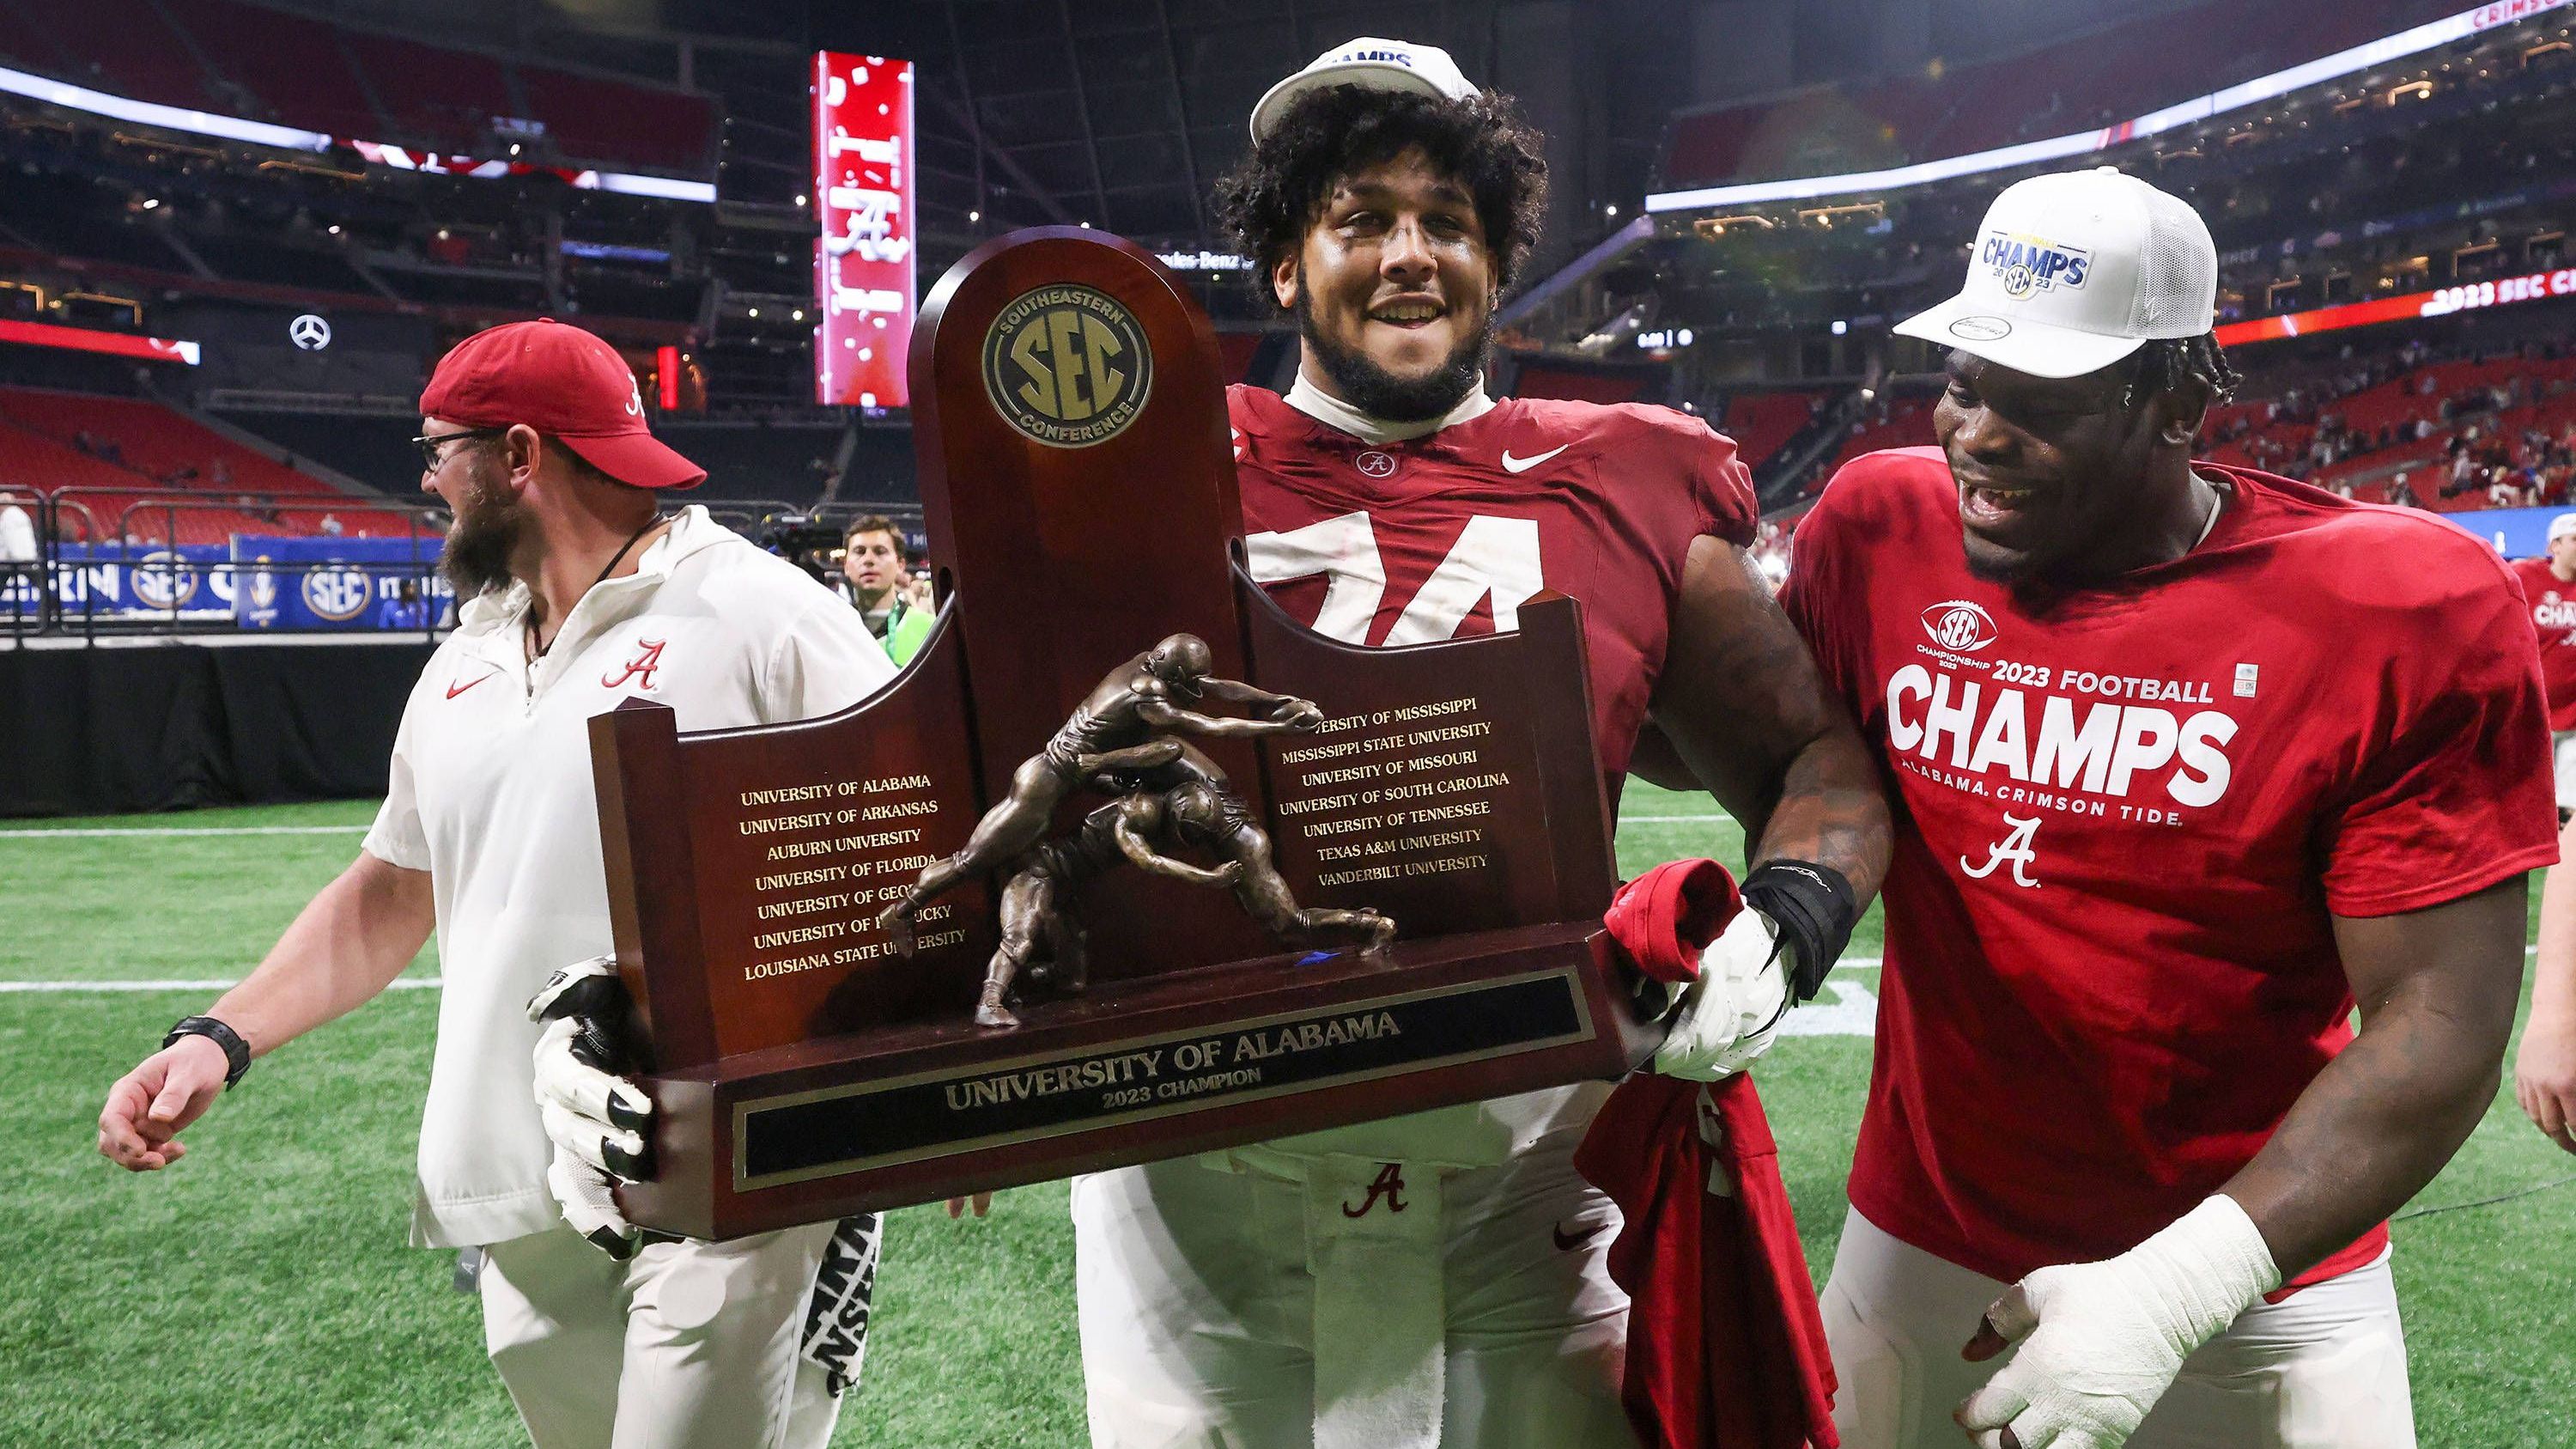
[
  {"left": 1651, "top": 907, "right": 1791, "bottom": 1081},
  {"left": 1956, "top": 1195, "right": 2281, "bottom": 1449},
  {"left": 527, "top": 956, "right": 659, "bottom": 1259}
]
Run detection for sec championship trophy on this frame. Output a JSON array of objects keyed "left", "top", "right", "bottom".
[{"left": 588, "top": 229, "right": 1656, "bottom": 1239}]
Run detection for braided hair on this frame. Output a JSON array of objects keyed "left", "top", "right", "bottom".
[{"left": 2123, "top": 332, "right": 2240, "bottom": 412}]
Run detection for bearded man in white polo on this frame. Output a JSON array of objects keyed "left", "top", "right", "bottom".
[{"left": 96, "top": 318, "right": 897, "bottom": 1449}]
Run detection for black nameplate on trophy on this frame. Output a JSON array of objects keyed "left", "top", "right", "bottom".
[{"left": 734, "top": 967, "right": 1591, "bottom": 1187}]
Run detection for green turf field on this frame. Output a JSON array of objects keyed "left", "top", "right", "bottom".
[{"left": 4, "top": 785, "right": 2572, "bottom": 1446}]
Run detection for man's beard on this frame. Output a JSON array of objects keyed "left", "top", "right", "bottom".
[
  {"left": 1294, "top": 289, "right": 1488, "bottom": 423},
  {"left": 440, "top": 466, "right": 530, "bottom": 600}
]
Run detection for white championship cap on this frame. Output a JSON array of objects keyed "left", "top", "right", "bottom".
[
  {"left": 1249, "top": 37, "right": 1479, "bottom": 142},
  {"left": 1895, "top": 166, "right": 2218, "bottom": 380},
  {"left": 2549, "top": 513, "right": 2576, "bottom": 543}
]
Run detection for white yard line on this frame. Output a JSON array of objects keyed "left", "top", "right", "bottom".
[
  {"left": 0, "top": 825, "right": 367, "bottom": 837},
  {"left": 0, "top": 977, "right": 442, "bottom": 992},
  {"left": 15, "top": 948, "right": 2557, "bottom": 994}
]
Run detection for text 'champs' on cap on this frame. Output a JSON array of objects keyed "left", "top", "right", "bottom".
[
  {"left": 1249, "top": 37, "right": 1479, "bottom": 141},
  {"left": 1895, "top": 166, "right": 2220, "bottom": 381}
]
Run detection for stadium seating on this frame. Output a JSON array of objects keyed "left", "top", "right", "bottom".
[
  {"left": 338, "top": 30, "right": 515, "bottom": 157},
  {"left": 2, "top": 0, "right": 208, "bottom": 112},
  {"left": 2201, "top": 353, "right": 2576, "bottom": 508},
  {"left": 214, "top": 411, "right": 419, "bottom": 497},
  {"left": 657, "top": 421, "right": 866, "bottom": 507},
  {"left": 517, "top": 66, "right": 716, "bottom": 180},
  {"left": 1, "top": 0, "right": 717, "bottom": 177},
  {"left": 1515, "top": 363, "right": 1665, "bottom": 405},
  {"left": 1661, "top": 0, "right": 2472, "bottom": 187},
  {"left": 171, "top": 0, "right": 383, "bottom": 140},
  {"left": 0, "top": 388, "right": 378, "bottom": 544},
  {"left": 1722, "top": 389, "right": 1829, "bottom": 471},
  {"left": 1810, "top": 397, "right": 1937, "bottom": 488}
]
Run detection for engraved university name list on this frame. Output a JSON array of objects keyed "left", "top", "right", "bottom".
[{"left": 729, "top": 774, "right": 963, "bottom": 982}]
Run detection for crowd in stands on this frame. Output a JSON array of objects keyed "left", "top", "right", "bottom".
[
  {"left": 1729, "top": 322, "right": 2576, "bottom": 529},
  {"left": 2202, "top": 339, "right": 2576, "bottom": 510},
  {"left": 1583, "top": 0, "right": 2576, "bottom": 372}
]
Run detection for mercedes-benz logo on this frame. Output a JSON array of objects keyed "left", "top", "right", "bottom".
[{"left": 289, "top": 314, "right": 332, "bottom": 351}]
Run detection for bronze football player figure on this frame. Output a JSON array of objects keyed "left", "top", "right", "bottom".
[
  {"left": 974, "top": 741, "right": 1396, "bottom": 1027},
  {"left": 876, "top": 633, "right": 1323, "bottom": 954}
]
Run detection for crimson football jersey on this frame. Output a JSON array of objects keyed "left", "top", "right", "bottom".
[
  {"left": 1783, "top": 447, "right": 2555, "bottom": 1290},
  {"left": 1229, "top": 383, "right": 1757, "bottom": 804},
  {"left": 2506, "top": 556, "right": 2576, "bottom": 731}
]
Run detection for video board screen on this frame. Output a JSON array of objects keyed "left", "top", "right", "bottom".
[{"left": 812, "top": 52, "right": 915, "bottom": 409}]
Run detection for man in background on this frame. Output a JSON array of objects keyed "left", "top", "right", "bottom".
[
  {"left": 2517, "top": 517, "right": 2576, "bottom": 1160},
  {"left": 2509, "top": 512, "right": 2576, "bottom": 822},
  {"left": 0, "top": 486, "right": 34, "bottom": 563},
  {"left": 0, "top": 485, "right": 35, "bottom": 627},
  {"left": 841, "top": 512, "right": 931, "bottom": 666}
]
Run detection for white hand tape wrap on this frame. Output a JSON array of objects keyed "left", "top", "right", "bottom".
[
  {"left": 1958, "top": 1194, "right": 2281, "bottom": 1449},
  {"left": 1651, "top": 907, "right": 1790, "bottom": 1081}
]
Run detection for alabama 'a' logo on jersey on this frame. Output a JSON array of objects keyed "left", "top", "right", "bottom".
[
  {"left": 1244, "top": 509, "right": 1543, "bottom": 646},
  {"left": 603, "top": 638, "right": 667, "bottom": 691}
]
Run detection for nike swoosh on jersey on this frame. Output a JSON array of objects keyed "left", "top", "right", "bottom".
[
  {"left": 1551, "top": 1221, "right": 1605, "bottom": 1251},
  {"left": 1501, "top": 444, "right": 1571, "bottom": 474},
  {"left": 446, "top": 669, "right": 499, "bottom": 700}
]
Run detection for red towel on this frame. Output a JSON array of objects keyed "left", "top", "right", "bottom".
[{"left": 1576, "top": 859, "right": 1841, "bottom": 1449}]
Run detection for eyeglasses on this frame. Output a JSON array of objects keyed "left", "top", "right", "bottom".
[{"left": 411, "top": 428, "right": 506, "bottom": 475}]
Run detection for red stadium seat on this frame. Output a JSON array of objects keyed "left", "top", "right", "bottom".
[
  {"left": 172, "top": 0, "right": 383, "bottom": 140},
  {"left": 1722, "top": 389, "right": 1829, "bottom": 471}
]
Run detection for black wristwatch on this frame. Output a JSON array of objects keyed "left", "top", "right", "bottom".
[{"left": 164, "top": 1015, "right": 253, "bottom": 1089}]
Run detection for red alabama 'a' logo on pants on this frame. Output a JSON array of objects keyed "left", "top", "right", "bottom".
[
  {"left": 603, "top": 638, "right": 666, "bottom": 691},
  {"left": 1340, "top": 1162, "right": 1408, "bottom": 1217}
]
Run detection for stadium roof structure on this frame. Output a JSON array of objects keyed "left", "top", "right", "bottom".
[{"left": 1646, "top": 0, "right": 2574, "bottom": 214}]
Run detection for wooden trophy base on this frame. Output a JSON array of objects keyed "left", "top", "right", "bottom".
[{"left": 619, "top": 923, "right": 1658, "bottom": 1239}]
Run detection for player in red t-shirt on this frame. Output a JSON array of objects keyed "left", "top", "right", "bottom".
[
  {"left": 1785, "top": 169, "right": 2554, "bottom": 1449},
  {"left": 1069, "top": 40, "right": 1890, "bottom": 1449},
  {"left": 2506, "top": 514, "right": 2576, "bottom": 818},
  {"left": 2513, "top": 519, "right": 2576, "bottom": 1164}
]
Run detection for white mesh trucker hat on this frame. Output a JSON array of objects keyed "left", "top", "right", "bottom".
[
  {"left": 1895, "top": 167, "right": 2219, "bottom": 380},
  {"left": 1250, "top": 38, "right": 1479, "bottom": 141}
]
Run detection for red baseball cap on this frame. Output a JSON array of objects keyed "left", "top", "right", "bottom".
[{"left": 418, "top": 319, "right": 704, "bottom": 490}]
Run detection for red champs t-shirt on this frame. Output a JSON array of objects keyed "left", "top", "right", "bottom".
[
  {"left": 1783, "top": 446, "right": 2556, "bottom": 1288},
  {"left": 2506, "top": 556, "right": 2576, "bottom": 731},
  {"left": 1228, "top": 384, "right": 1757, "bottom": 801}
]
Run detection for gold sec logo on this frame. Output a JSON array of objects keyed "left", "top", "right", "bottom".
[{"left": 981, "top": 284, "right": 1152, "bottom": 447}]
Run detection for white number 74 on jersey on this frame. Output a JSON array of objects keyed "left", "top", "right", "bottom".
[{"left": 1245, "top": 509, "right": 1542, "bottom": 647}]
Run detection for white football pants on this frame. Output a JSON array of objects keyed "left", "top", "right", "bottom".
[
  {"left": 1821, "top": 1209, "right": 2415, "bottom": 1449},
  {"left": 2551, "top": 729, "right": 2576, "bottom": 810},
  {"left": 1072, "top": 1140, "right": 1640, "bottom": 1449},
  {"left": 477, "top": 1220, "right": 841, "bottom": 1449}
]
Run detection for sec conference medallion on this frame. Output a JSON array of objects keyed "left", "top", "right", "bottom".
[{"left": 981, "top": 283, "right": 1153, "bottom": 447}]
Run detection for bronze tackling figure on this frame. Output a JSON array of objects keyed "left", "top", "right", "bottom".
[
  {"left": 874, "top": 633, "right": 1325, "bottom": 957},
  {"left": 975, "top": 740, "right": 1397, "bottom": 1026}
]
